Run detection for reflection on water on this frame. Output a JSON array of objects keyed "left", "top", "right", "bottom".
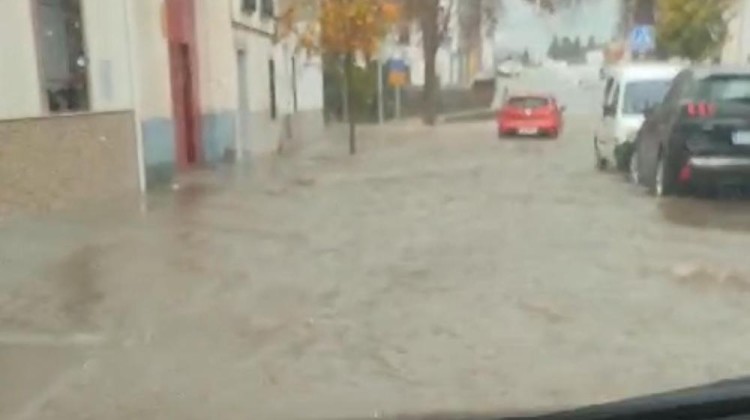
[
  {"left": 659, "top": 193, "right": 750, "bottom": 233},
  {"left": 53, "top": 244, "right": 105, "bottom": 328}
]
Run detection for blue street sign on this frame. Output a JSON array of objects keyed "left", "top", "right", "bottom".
[
  {"left": 630, "top": 25, "right": 655, "bottom": 53},
  {"left": 387, "top": 58, "right": 407, "bottom": 72}
]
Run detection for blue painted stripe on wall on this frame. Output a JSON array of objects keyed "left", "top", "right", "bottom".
[
  {"left": 141, "top": 118, "right": 176, "bottom": 165},
  {"left": 141, "top": 117, "right": 176, "bottom": 188},
  {"left": 202, "top": 111, "right": 236, "bottom": 163}
]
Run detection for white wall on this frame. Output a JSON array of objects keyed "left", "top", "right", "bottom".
[
  {"left": 0, "top": 1, "right": 42, "bottom": 119},
  {"left": 83, "top": 0, "right": 133, "bottom": 111},
  {"left": 196, "top": 0, "right": 238, "bottom": 113},
  {"left": 722, "top": 0, "right": 750, "bottom": 65},
  {"left": 130, "top": 0, "right": 172, "bottom": 120},
  {"left": 294, "top": 52, "right": 324, "bottom": 111}
]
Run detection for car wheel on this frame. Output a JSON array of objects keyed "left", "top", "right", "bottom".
[
  {"left": 651, "top": 152, "right": 675, "bottom": 197},
  {"left": 594, "top": 138, "right": 608, "bottom": 171},
  {"left": 629, "top": 147, "right": 640, "bottom": 185},
  {"left": 614, "top": 145, "right": 630, "bottom": 172}
]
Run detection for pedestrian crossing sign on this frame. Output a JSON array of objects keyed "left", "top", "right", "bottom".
[{"left": 630, "top": 25, "right": 655, "bottom": 53}]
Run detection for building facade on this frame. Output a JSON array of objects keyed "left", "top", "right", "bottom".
[
  {"left": 0, "top": 0, "right": 324, "bottom": 215},
  {"left": 722, "top": 0, "right": 750, "bottom": 65}
]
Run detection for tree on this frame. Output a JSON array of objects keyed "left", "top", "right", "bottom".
[
  {"left": 655, "top": 0, "right": 733, "bottom": 61},
  {"left": 420, "top": 0, "right": 441, "bottom": 125},
  {"left": 282, "top": 0, "right": 399, "bottom": 154},
  {"left": 521, "top": 48, "right": 531, "bottom": 65},
  {"left": 409, "top": 0, "right": 453, "bottom": 125},
  {"left": 560, "top": 36, "right": 573, "bottom": 60},
  {"left": 548, "top": 36, "right": 561, "bottom": 60},
  {"left": 587, "top": 35, "right": 596, "bottom": 51},
  {"left": 573, "top": 36, "right": 582, "bottom": 57}
]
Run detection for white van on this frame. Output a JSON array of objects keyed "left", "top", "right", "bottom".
[{"left": 594, "top": 62, "right": 684, "bottom": 170}]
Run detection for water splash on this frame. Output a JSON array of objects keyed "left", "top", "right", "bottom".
[{"left": 494, "top": 0, "right": 620, "bottom": 60}]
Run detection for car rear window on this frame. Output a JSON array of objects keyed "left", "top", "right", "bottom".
[
  {"left": 622, "top": 79, "right": 672, "bottom": 115},
  {"left": 697, "top": 75, "right": 750, "bottom": 102},
  {"left": 507, "top": 97, "right": 549, "bottom": 108}
]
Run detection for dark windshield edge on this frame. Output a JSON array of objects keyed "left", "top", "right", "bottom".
[{"left": 530, "top": 378, "right": 750, "bottom": 420}]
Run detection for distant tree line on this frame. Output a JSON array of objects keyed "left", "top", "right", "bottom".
[{"left": 547, "top": 35, "right": 598, "bottom": 63}]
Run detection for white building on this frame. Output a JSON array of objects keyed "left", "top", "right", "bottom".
[
  {"left": 232, "top": 0, "right": 325, "bottom": 157},
  {"left": 398, "top": 0, "right": 493, "bottom": 88},
  {"left": 0, "top": 0, "right": 324, "bottom": 214},
  {"left": 722, "top": 0, "right": 750, "bottom": 65}
]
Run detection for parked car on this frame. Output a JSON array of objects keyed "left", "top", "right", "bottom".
[
  {"left": 594, "top": 62, "right": 684, "bottom": 171},
  {"left": 630, "top": 66, "right": 750, "bottom": 196},
  {"left": 497, "top": 59, "right": 523, "bottom": 78},
  {"left": 497, "top": 94, "right": 565, "bottom": 138}
]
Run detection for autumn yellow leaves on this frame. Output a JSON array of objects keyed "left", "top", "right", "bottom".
[
  {"left": 655, "top": 0, "right": 733, "bottom": 61},
  {"left": 278, "top": 0, "right": 400, "bottom": 59}
]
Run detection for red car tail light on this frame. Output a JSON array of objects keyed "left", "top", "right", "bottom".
[
  {"left": 685, "top": 101, "right": 716, "bottom": 118},
  {"left": 678, "top": 164, "right": 692, "bottom": 183}
]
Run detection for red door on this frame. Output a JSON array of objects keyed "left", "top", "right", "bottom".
[{"left": 166, "top": 0, "right": 201, "bottom": 170}]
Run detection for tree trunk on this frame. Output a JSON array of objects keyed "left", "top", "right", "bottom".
[
  {"left": 421, "top": 0, "right": 440, "bottom": 126},
  {"left": 344, "top": 53, "right": 357, "bottom": 155}
]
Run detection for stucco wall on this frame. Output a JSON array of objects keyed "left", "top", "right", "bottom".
[
  {"left": 130, "top": 0, "right": 176, "bottom": 185},
  {"left": 0, "top": 112, "right": 139, "bottom": 216},
  {"left": 0, "top": 1, "right": 42, "bottom": 119},
  {"left": 83, "top": 0, "right": 133, "bottom": 111},
  {"left": 195, "top": 0, "right": 238, "bottom": 163},
  {"left": 233, "top": 16, "right": 325, "bottom": 157},
  {"left": 234, "top": 30, "right": 279, "bottom": 155}
]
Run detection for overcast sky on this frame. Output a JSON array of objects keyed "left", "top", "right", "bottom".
[{"left": 494, "top": 0, "right": 620, "bottom": 58}]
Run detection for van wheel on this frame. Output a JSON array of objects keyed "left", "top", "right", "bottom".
[
  {"left": 629, "top": 146, "right": 640, "bottom": 185},
  {"left": 594, "top": 138, "right": 608, "bottom": 171}
]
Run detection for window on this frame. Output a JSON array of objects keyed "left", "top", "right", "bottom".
[
  {"left": 604, "top": 83, "right": 619, "bottom": 117},
  {"left": 241, "top": 0, "right": 257, "bottom": 14},
  {"left": 507, "top": 96, "right": 549, "bottom": 109},
  {"left": 260, "top": 0, "right": 274, "bottom": 18},
  {"left": 621, "top": 79, "right": 673, "bottom": 115},
  {"left": 268, "top": 59, "right": 277, "bottom": 119},
  {"left": 604, "top": 77, "right": 614, "bottom": 103},
  {"left": 698, "top": 75, "right": 750, "bottom": 102},
  {"left": 35, "top": 0, "right": 89, "bottom": 113}
]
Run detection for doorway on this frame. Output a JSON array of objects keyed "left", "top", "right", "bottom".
[
  {"left": 236, "top": 49, "right": 250, "bottom": 159},
  {"left": 169, "top": 42, "right": 200, "bottom": 168}
]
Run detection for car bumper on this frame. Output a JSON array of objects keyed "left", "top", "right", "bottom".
[
  {"left": 499, "top": 120, "right": 559, "bottom": 135},
  {"left": 684, "top": 156, "right": 750, "bottom": 187}
]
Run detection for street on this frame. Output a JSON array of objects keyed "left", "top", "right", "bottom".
[{"left": 5, "top": 69, "right": 750, "bottom": 419}]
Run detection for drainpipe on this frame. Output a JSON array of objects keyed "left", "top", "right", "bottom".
[
  {"left": 123, "top": 0, "right": 147, "bottom": 194},
  {"left": 740, "top": 0, "right": 748, "bottom": 64}
]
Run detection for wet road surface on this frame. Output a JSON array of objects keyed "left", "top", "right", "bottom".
[{"left": 5, "top": 71, "right": 750, "bottom": 419}]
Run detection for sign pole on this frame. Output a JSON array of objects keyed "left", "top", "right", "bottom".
[
  {"left": 395, "top": 85, "right": 402, "bottom": 119},
  {"left": 378, "top": 57, "right": 384, "bottom": 124}
]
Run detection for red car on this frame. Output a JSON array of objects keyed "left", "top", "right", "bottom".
[{"left": 497, "top": 94, "right": 565, "bottom": 138}]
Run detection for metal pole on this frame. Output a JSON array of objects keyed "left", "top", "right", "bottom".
[
  {"left": 341, "top": 57, "right": 349, "bottom": 122},
  {"left": 378, "top": 58, "right": 384, "bottom": 124},
  {"left": 123, "top": 0, "right": 146, "bottom": 194},
  {"left": 395, "top": 85, "right": 402, "bottom": 119}
]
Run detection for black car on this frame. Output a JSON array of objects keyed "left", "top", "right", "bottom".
[{"left": 630, "top": 66, "right": 750, "bottom": 196}]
